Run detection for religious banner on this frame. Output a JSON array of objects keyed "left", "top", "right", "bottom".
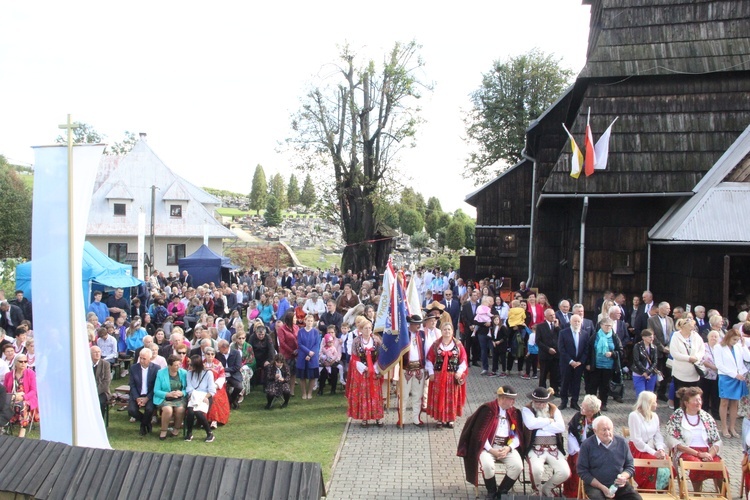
[{"left": 31, "top": 141, "right": 110, "bottom": 448}]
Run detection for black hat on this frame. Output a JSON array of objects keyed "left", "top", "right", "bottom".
[
  {"left": 407, "top": 314, "right": 424, "bottom": 324},
  {"left": 527, "top": 387, "right": 554, "bottom": 401},
  {"left": 496, "top": 386, "right": 518, "bottom": 398}
]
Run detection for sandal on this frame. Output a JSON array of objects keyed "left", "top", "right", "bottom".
[
  {"left": 731, "top": 431, "right": 740, "bottom": 438},
  {"left": 159, "top": 430, "right": 168, "bottom": 440},
  {"left": 722, "top": 431, "right": 731, "bottom": 438},
  {"left": 170, "top": 428, "right": 182, "bottom": 437}
]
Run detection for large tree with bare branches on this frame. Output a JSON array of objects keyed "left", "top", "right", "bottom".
[{"left": 288, "top": 41, "right": 427, "bottom": 272}]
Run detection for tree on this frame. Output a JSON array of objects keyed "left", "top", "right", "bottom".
[
  {"left": 464, "top": 219, "right": 476, "bottom": 250},
  {"left": 0, "top": 156, "right": 32, "bottom": 259},
  {"left": 264, "top": 195, "right": 283, "bottom": 226},
  {"left": 299, "top": 174, "right": 316, "bottom": 209},
  {"left": 287, "top": 174, "right": 300, "bottom": 207},
  {"left": 464, "top": 48, "right": 574, "bottom": 185},
  {"left": 288, "top": 41, "right": 427, "bottom": 272},
  {"left": 426, "top": 196, "right": 442, "bottom": 218},
  {"left": 410, "top": 230, "right": 429, "bottom": 261},
  {"left": 269, "top": 173, "right": 288, "bottom": 211},
  {"left": 249, "top": 164, "right": 268, "bottom": 215},
  {"left": 399, "top": 208, "right": 423, "bottom": 236},
  {"left": 446, "top": 221, "right": 466, "bottom": 251},
  {"left": 374, "top": 199, "right": 401, "bottom": 230},
  {"left": 109, "top": 131, "right": 137, "bottom": 156},
  {"left": 55, "top": 122, "right": 137, "bottom": 156},
  {"left": 425, "top": 211, "right": 442, "bottom": 237}
]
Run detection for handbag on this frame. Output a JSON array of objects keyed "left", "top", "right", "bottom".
[
  {"left": 694, "top": 362, "right": 708, "bottom": 378},
  {"left": 609, "top": 352, "right": 624, "bottom": 398}
]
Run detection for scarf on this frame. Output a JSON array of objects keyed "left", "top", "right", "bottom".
[{"left": 595, "top": 330, "right": 614, "bottom": 369}]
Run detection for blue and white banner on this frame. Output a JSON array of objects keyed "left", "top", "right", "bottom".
[{"left": 377, "top": 277, "right": 411, "bottom": 372}]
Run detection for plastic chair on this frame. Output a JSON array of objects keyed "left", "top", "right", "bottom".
[{"left": 678, "top": 458, "right": 729, "bottom": 500}]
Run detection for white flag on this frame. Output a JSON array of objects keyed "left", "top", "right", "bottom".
[{"left": 594, "top": 117, "right": 618, "bottom": 170}]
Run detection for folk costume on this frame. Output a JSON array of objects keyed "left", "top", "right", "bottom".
[
  {"left": 400, "top": 315, "right": 426, "bottom": 426},
  {"left": 425, "top": 338, "right": 467, "bottom": 425},
  {"left": 665, "top": 408, "right": 724, "bottom": 483},
  {"left": 205, "top": 359, "right": 230, "bottom": 425},
  {"left": 562, "top": 408, "right": 601, "bottom": 498},
  {"left": 346, "top": 335, "right": 384, "bottom": 422},
  {"left": 457, "top": 386, "right": 524, "bottom": 498},
  {"left": 521, "top": 388, "right": 570, "bottom": 497}
]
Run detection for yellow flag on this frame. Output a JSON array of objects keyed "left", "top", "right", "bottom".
[{"left": 563, "top": 123, "right": 584, "bottom": 179}]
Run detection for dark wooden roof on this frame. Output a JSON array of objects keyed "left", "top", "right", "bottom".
[
  {"left": 0, "top": 435, "right": 325, "bottom": 500},
  {"left": 580, "top": 0, "right": 750, "bottom": 78}
]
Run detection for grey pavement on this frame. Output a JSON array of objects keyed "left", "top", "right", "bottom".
[{"left": 326, "top": 364, "right": 746, "bottom": 499}]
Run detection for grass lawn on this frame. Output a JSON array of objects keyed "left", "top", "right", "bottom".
[
  {"left": 295, "top": 248, "right": 341, "bottom": 269},
  {"left": 106, "top": 377, "right": 348, "bottom": 482}
]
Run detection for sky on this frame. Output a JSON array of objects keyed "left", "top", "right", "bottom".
[{"left": 0, "top": 1, "right": 591, "bottom": 215}]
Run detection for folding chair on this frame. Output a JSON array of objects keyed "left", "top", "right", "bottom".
[
  {"left": 740, "top": 453, "right": 750, "bottom": 500},
  {"left": 632, "top": 458, "right": 678, "bottom": 500},
  {"left": 524, "top": 456, "right": 563, "bottom": 497},
  {"left": 577, "top": 478, "right": 588, "bottom": 499},
  {"left": 678, "top": 458, "right": 729, "bottom": 500},
  {"left": 474, "top": 460, "right": 528, "bottom": 498}
]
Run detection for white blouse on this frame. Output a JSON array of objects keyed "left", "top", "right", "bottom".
[
  {"left": 714, "top": 343, "right": 750, "bottom": 378},
  {"left": 627, "top": 411, "right": 666, "bottom": 455}
]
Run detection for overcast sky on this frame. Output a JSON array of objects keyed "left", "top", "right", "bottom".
[{"left": 0, "top": 1, "right": 591, "bottom": 214}]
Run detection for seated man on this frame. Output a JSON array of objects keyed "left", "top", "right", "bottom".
[
  {"left": 91, "top": 346, "right": 111, "bottom": 417},
  {"left": 521, "top": 387, "right": 571, "bottom": 496},
  {"left": 578, "top": 415, "right": 641, "bottom": 500},
  {"left": 127, "top": 348, "right": 159, "bottom": 435},
  {"left": 458, "top": 386, "right": 524, "bottom": 499},
  {"left": 217, "top": 339, "right": 243, "bottom": 409}
]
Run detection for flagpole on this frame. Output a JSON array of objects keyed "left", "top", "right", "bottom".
[{"left": 398, "top": 363, "right": 404, "bottom": 429}]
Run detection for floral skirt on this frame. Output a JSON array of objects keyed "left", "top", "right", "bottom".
[
  {"left": 11, "top": 401, "right": 33, "bottom": 427},
  {"left": 346, "top": 367, "right": 383, "bottom": 421},
  {"left": 425, "top": 371, "right": 466, "bottom": 423},
  {"left": 207, "top": 387, "right": 230, "bottom": 425}
]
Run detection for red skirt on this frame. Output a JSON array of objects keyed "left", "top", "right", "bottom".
[
  {"left": 426, "top": 371, "right": 466, "bottom": 423},
  {"left": 680, "top": 447, "right": 724, "bottom": 483},
  {"left": 629, "top": 442, "right": 665, "bottom": 489},
  {"left": 346, "top": 366, "right": 384, "bottom": 421},
  {"left": 207, "top": 387, "right": 230, "bottom": 425},
  {"left": 563, "top": 454, "right": 579, "bottom": 499}
]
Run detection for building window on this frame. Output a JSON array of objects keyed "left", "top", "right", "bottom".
[
  {"left": 170, "top": 205, "right": 183, "bottom": 218},
  {"left": 497, "top": 231, "right": 518, "bottom": 257},
  {"left": 167, "top": 244, "right": 186, "bottom": 265},
  {"left": 502, "top": 200, "right": 511, "bottom": 211},
  {"left": 113, "top": 203, "right": 126, "bottom": 216},
  {"left": 613, "top": 252, "right": 634, "bottom": 275},
  {"left": 108, "top": 243, "right": 128, "bottom": 263}
]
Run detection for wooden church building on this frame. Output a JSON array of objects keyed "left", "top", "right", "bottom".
[{"left": 466, "top": 0, "right": 750, "bottom": 319}]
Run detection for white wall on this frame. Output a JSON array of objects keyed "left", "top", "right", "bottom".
[{"left": 87, "top": 236, "right": 226, "bottom": 272}]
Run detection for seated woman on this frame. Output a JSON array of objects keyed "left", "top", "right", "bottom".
[
  {"left": 231, "top": 330, "right": 256, "bottom": 403},
  {"left": 3, "top": 354, "right": 37, "bottom": 437},
  {"left": 185, "top": 355, "right": 216, "bottom": 442},
  {"left": 628, "top": 391, "right": 668, "bottom": 489},
  {"left": 264, "top": 354, "right": 291, "bottom": 409},
  {"left": 153, "top": 354, "right": 186, "bottom": 440},
  {"left": 665, "top": 386, "right": 724, "bottom": 493},
  {"left": 563, "top": 394, "right": 601, "bottom": 498},
  {"left": 203, "top": 347, "right": 230, "bottom": 428}
]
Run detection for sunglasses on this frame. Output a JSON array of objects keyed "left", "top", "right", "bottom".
[
  {"left": 17, "top": 360, "right": 28, "bottom": 363},
  {"left": 177, "top": 351, "right": 187, "bottom": 355}
]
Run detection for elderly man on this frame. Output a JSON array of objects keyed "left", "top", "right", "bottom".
[
  {"left": 558, "top": 314, "right": 590, "bottom": 411},
  {"left": 536, "top": 308, "right": 561, "bottom": 395},
  {"left": 128, "top": 348, "right": 160, "bottom": 435},
  {"left": 400, "top": 314, "right": 426, "bottom": 427},
  {"left": 648, "top": 301, "right": 674, "bottom": 401},
  {"left": 217, "top": 339, "right": 243, "bottom": 409},
  {"left": 556, "top": 300, "right": 572, "bottom": 327},
  {"left": 521, "top": 387, "right": 570, "bottom": 496},
  {"left": 91, "top": 346, "right": 111, "bottom": 417},
  {"left": 578, "top": 416, "right": 641, "bottom": 500},
  {"left": 458, "top": 386, "right": 524, "bottom": 499}
]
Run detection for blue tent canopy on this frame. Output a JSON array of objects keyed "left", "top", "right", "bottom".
[
  {"left": 15, "top": 241, "right": 144, "bottom": 305},
  {"left": 178, "top": 244, "right": 235, "bottom": 287}
]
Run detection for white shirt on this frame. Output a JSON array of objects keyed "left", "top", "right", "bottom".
[
  {"left": 521, "top": 406, "right": 565, "bottom": 437},
  {"left": 140, "top": 364, "right": 150, "bottom": 395},
  {"left": 408, "top": 332, "right": 422, "bottom": 362},
  {"left": 424, "top": 328, "right": 439, "bottom": 353},
  {"left": 627, "top": 411, "right": 665, "bottom": 455}
]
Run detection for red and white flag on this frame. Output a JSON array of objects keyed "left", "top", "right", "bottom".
[{"left": 584, "top": 108, "right": 596, "bottom": 177}]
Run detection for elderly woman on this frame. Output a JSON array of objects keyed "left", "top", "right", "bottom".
[
  {"left": 669, "top": 318, "right": 706, "bottom": 408},
  {"left": 563, "top": 394, "right": 601, "bottom": 498},
  {"left": 586, "top": 317, "right": 623, "bottom": 411},
  {"left": 628, "top": 391, "right": 668, "bottom": 489},
  {"left": 346, "top": 316, "right": 384, "bottom": 427},
  {"left": 3, "top": 353, "right": 37, "bottom": 437},
  {"left": 231, "top": 331, "right": 255, "bottom": 402},
  {"left": 185, "top": 355, "right": 216, "bottom": 442},
  {"left": 153, "top": 354, "right": 187, "bottom": 440},
  {"left": 714, "top": 328, "right": 750, "bottom": 437},
  {"left": 426, "top": 321, "right": 468, "bottom": 429},
  {"left": 303, "top": 292, "right": 326, "bottom": 319},
  {"left": 632, "top": 329, "right": 659, "bottom": 397},
  {"left": 249, "top": 324, "right": 276, "bottom": 388},
  {"left": 203, "top": 347, "right": 230, "bottom": 428},
  {"left": 700, "top": 330, "right": 721, "bottom": 419},
  {"left": 665, "top": 386, "right": 723, "bottom": 493}
]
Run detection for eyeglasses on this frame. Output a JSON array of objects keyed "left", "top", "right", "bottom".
[
  {"left": 17, "top": 360, "right": 28, "bottom": 364},
  {"left": 177, "top": 351, "right": 187, "bottom": 355},
  {"left": 237, "top": 337, "right": 246, "bottom": 340}
]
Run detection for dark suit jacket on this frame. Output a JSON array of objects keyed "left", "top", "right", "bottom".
[
  {"left": 441, "top": 298, "right": 461, "bottom": 330},
  {"left": 189, "top": 346, "right": 203, "bottom": 359},
  {"left": 558, "top": 327, "right": 589, "bottom": 367},
  {"left": 0, "top": 305, "right": 25, "bottom": 336},
  {"left": 129, "top": 363, "right": 159, "bottom": 401},
  {"left": 580, "top": 318, "right": 595, "bottom": 338},
  {"left": 695, "top": 318, "right": 711, "bottom": 338},
  {"left": 460, "top": 301, "right": 478, "bottom": 335},
  {"left": 647, "top": 314, "right": 674, "bottom": 354},
  {"left": 535, "top": 321, "right": 560, "bottom": 361},
  {"left": 555, "top": 311, "right": 572, "bottom": 328},
  {"left": 217, "top": 349, "right": 242, "bottom": 382},
  {"left": 93, "top": 361, "right": 112, "bottom": 398}
]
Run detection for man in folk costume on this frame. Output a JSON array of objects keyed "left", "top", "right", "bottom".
[
  {"left": 520, "top": 387, "right": 571, "bottom": 497},
  {"left": 457, "top": 386, "right": 524, "bottom": 499},
  {"left": 400, "top": 314, "right": 426, "bottom": 427}
]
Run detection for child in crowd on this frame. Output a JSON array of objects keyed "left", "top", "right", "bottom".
[
  {"left": 474, "top": 303, "right": 493, "bottom": 325},
  {"left": 264, "top": 354, "right": 291, "bottom": 409},
  {"left": 490, "top": 314, "right": 507, "bottom": 377},
  {"left": 506, "top": 300, "right": 529, "bottom": 375},
  {"left": 340, "top": 322, "right": 355, "bottom": 386},
  {"left": 523, "top": 325, "right": 539, "bottom": 380},
  {"left": 318, "top": 332, "right": 341, "bottom": 395}
]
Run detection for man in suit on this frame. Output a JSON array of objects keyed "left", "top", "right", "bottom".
[
  {"left": 217, "top": 340, "right": 243, "bottom": 409},
  {"left": 179, "top": 270, "right": 193, "bottom": 287},
  {"left": 91, "top": 345, "right": 112, "bottom": 418},
  {"left": 694, "top": 305, "right": 710, "bottom": 339},
  {"left": 594, "top": 290, "right": 614, "bottom": 317},
  {"left": 0, "top": 300, "right": 24, "bottom": 337},
  {"left": 440, "top": 289, "right": 461, "bottom": 332},
  {"left": 536, "top": 308, "right": 561, "bottom": 395},
  {"left": 556, "top": 300, "right": 572, "bottom": 327},
  {"left": 460, "top": 289, "right": 481, "bottom": 366},
  {"left": 571, "top": 303, "right": 595, "bottom": 337},
  {"left": 648, "top": 301, "right": 674, "bottom": 401},
  {"left": 128, "top": 348, "right": 160, "bottom": 435},
  {"left": 558, "top": 314, "right": 589, "bottom": 410}
]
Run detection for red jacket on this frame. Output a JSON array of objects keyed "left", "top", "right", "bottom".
[{"left": 4, "top": 368, "right": 38, "bottom": 411}]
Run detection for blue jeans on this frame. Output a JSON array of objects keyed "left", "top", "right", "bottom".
[
  {"left": 633, "top": 374, "right": 657, "bottom": 398},
  {"left": 478, "top": 334, "right": 492, "bottom": 371}
]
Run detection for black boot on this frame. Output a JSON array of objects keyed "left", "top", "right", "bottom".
[
  {"left": 496, "top": 474, "right": 517, "bottom": 498},
  {"left": 280, "top": 393, "right": 290, "bottom": 408},
  {"left": 265, "top": 395, "right": 273, "bottom": 410},
  {"left": 330, "top": 379, "right": 337, "bottom": 395},
  {"left": 484, "top": 476, "right": 498, "bottom": 498}
]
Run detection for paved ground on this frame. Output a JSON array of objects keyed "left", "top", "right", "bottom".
[{"left": 326, "top": 364, "right": 746, "bottom": 499}]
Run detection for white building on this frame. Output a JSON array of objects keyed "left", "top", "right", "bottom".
[{"left": 86, "top": 134, "right": 235, "bottom": 273}]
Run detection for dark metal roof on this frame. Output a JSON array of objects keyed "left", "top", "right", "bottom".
[{"left": 0, "top": 435, "right": 325, "bottom": 500}]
